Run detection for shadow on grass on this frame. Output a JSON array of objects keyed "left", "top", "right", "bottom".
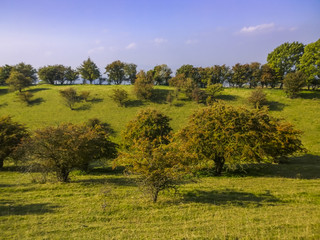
[
  {"left": 28, "top": 88, "right": 50, "bottom": 93},
  {"left": 125, "top": 99, "right": 144, "bottom": 107},
  {"left": 0, "top": 200, "right": 59, "bottom": 216},
  {"left": 0, "top": 102, "right": 8, "bottom": 108},
  {"left": 0, "top": 88, "right": 9, "bottom": 95},
  {"left": 299, "top": 91, "right": 320, "bottom": 99},
  {"left": 28, "top": 98, "right": 45, "bottom": 106},
  {"left": 227, "top": 154, "right": 320, "bottom": 180},
  {"left": 87, "top": 97, "right": 103, "bottom": 103},
  {"left": 74, "top": 104, "right": 92, "bottom": 111},
  {"left": 267, "top": 101, "right": 286, "bottom": 111},
  {"left": 75, "top": 176, "right": 136, "bottom": 187},
  {"left": 216, "top": 94, "right": 238, "bottom": 101},
  {"left": 183, "top": 189, "right": 279, "bottom": 206},
  {"left": 150, "top": 89, "right": 170, "bottom": 104}
]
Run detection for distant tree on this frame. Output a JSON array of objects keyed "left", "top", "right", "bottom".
[
  {"left": 267, "top": 41, "right": 305, "bottom": 88},
  {"left": 150, "top": 64, "right": 172, "bottom": 85},
  {"left": 78, "top": 58, "right": 100, "bottom": 84},
  {"left": 105, "top": 60, "right": 125, "bottom": 85},
  {"left": 13, "top": 62, "right": 37, "bottom": 83},
  {"left": 230, "top": 63, "right": 250, "bottom": 87},
  {"left": 283, "top": 71, "right": 307, "bottom": 98},
  {"left": 115, "top": 139, "right": 191, "bottom": 203},
  {"left": 176, "top": 64, "right": 201, "bottom": 86},
  {"left": 260, "top": 64, "right": 278, "bottom": 88},
  {"left": 299, "top": 39, "right": 320, "bottom": 90},
  {"left": 248, "top": 62, "right": 261, "bottom": 88},
  {"left": 0, "top": 116, "right": 28, "bottom": 168},
  {"left": 110, "top": 89, "right": 129, "bottom": 107},
  {"left": 6, "top": 70, "right": 33, "bottom": 92},
  {"left": 211, "top": 65, "right": 232, "bottom": 85},
  {"left": 38, "top": 65, "right": 65, "bottom": 84},
  {"left": 122, "top": 108, "right": 172, "bottom": 148},
  {"left": 64, "top": 67, "right": 79, "bottom": 84},
  {"left": 134, "top": 70, "right": 154, "bottom": 100},
  {"left": 178, "top": 102, "right": 304, "bottom": 175},
  {"left": 17, "top": 123, "right": 117, "bottom": 182},
  {"left": 59, "top": 87, "right": 79, "bottom": 110},
  {"left": 0, "top": 64, "right": 13, "bottom": 85},
  {"left": 247, "top": 88, "right": 267, "bottom": 109},
  {"left": 124, "top": 63, "right": 137, "bottom": 84}
]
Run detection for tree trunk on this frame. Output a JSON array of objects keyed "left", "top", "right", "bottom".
[
  {"left": 0, "top": 158, "right": 4, "bottom": 169},
  {"left": 214, "top": 157, "right": 225, "bottom": 176},
  {"left": 57, "top": 169, "right": 69, "bottom": 182},
  {"left": 152, "top": 189, "right": 159, "bottom": 203}
]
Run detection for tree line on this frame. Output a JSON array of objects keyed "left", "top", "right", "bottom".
[{"left": 1, "top": 39, "right": 319, "bottom": 91}]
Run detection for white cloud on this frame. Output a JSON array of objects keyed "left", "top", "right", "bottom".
[
  {"left": 126, "top": 42, "right": 136, "bottom": 49},
  {"left": 88, "top": 46, "right": 105, "bottom": 54},
  {"left": 239, "top": 23, "right": 275, "bottom": 34},
  {"left": 154, "top": 38, "right": 168, "bottom": 45},
  {"left": 185, "top": 39, "right": 198, "bottom": 45}
]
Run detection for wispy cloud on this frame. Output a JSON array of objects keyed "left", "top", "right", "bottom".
[
  {"left": 154, "top": 38, "right": 168, "bottom": 45},
  {"left": 185, "top": 39, "right": 198, "bottom": 45},
  {"left": 239, "top": 23, "right": 275, "bottom": 34},
  {"left": 88, "top": 46, "right": 105, "bottom": 54},
  {"left": 126, "top": 42, "right": 136, "bottom": 50}
]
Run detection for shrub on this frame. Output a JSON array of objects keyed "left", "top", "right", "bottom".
[
  {"left": 247, "top": 88, "right": 267, "bottom": 109},
  {"left": 110, "top": 89, "right": 129, "bottom": 107},
  {"left": 17, "top": 91, "right": 34, "bottom": 104},
  {"left": 134, "top": 70, "right": 154, "bottom": 100},
  {"left": 283, "top": 71, "right": 306, "bottom": 98},
  {"left": 0, "top": 116, "right": 28, "bottom": 168},
  {"left": 59, "top": 87, "right": 79, "bottom": 110},
  {"left": 79, "top": 91, "right": 91, "bottom": 102},
  {"left": 122, "top": 108, "right": 172, "bottom": 147}
]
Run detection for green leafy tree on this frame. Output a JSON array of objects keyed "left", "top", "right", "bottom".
[
  {"left": 0, "top": 64, "right": 13, "bottom": 85},
  {"left": 134, "top": 70, "right": 154, "bottom": 100},
  {"left": 110, "top": 89, "right": 129, "bottom": 107},
  {"left": 38, "top": 65, "right": 66, "bottom": 84},
  {"left": 122, "top": 108, "right": 172, "bottom": 148},
  {"left": 248, "top": 62, "right": 261, "bottom": 88},
  {"left": 230, "top": 63, "right": 250, "bottom": 88},
  {"left": 78, "top": 58, "right": 100, "bottom": 84},
  {"left": 64, "top": 67, "right": 79, "bottom": 84},
  {"left": 105, "top": 60, "right": 125, "bottom": 85},
  {"left": 124, "top": 63, "right": 137, "bottom": 84},
  {"left": 0, "top": 116, "right": 28, "bottom": 168},
  {"left": 267, "top": 42, "right": 305, "bottom": 88},
  {"left": 59, "top": 87, "right": 79, "bottom": 110},
  {"left": 260, "top": 64, "right": 277, "bottom": 88},
  {"left": 283, "top": 71, "right": 307, "bottom": 98},
  {"left": 115, "top": 139, "right": 191, "bottom": 203},
  {"left": 150, "top": 64, "right": 172, "bottom": 85},
  {"left": 13, "top": 62, "right": 37, "bottom": 83},
  {"left": 179, "top": 102, "right": 304, "bottom": 175},
  {"left": 18, "top": 123, "right": 117, "bottom": 182},
  {"left": 176, "top": 64, "right": 201, "bottom": 86},
  {"left": 6, "top": 70, "right": 33, "bottom": 92},
  {"left": 299, "top": 39, "right": 320, "bottom": 90},
  {"left": 205, "top": 83, "right": 224, "bottom": 104}
]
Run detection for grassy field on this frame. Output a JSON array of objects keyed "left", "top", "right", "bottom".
[{"left": 0, "top": 85, "right": 320, "bottom": 239}]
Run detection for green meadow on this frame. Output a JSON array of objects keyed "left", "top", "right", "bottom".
[{"left": 0, "top": 85, "right": 319, "bottom": 239}]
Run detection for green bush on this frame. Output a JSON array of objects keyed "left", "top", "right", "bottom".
[
  {"left": 110, "top": 89, "right": 129, "bottom": 107},
  {"left": 247, "top": 88, "right": 267, "bottom": 109},
  {"left": 283, "top": 71, "right": 306, "bottom": 98}
]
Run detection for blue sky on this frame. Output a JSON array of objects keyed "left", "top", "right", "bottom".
[{"left": 0, "top": 0, "right": 319, "bottom": 72}]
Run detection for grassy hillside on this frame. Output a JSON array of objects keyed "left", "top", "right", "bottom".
[{"left": 0, "top": 85, "right": 319, "bottom": 239}]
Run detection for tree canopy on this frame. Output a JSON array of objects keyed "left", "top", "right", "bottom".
[{"left": 78, "top": 58, "right": 100, "bottom": 84}]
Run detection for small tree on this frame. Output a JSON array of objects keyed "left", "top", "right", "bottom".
[
  {"left": 248, "top": 88, "right": 267, "bottom": 109},
  {"left": 134, "top": 70, "right": 154, "bottom": 100},
  {"left": 18, "top": 91, "right": 34, "bottom": 105},
  {"left": 0, "top": 116, "right": 28, "bottom": 168},
  {"left": 59, "top": 87, "right": 79, "bottom": 110},
  {"left": 115, "top": 139, "right": 191, "bottom": 203},
  {"left": 283, "top": 71, "right": 307, "bottom": 98},
  {"left": 78, "top": 58, "right": 100, "bottom": 84},
  {"left": 206, "top": 83, "right": 224, "bottom": 104},
  {"left": 110, "top": 89, "right": 129, "bottom": 107},
  {"left": 79, "top": 91, "right": 91, "bottom": 102},
  {"left": 6, "top": 70, "right": 33, "bottom": 92},
  {"left": 18, "top": 123, "right": 117, "bottom": 182},
  {"left": 179, "top": 102, "right": 304, "bottom": 175},
  {"left": 122, "top": 108, "right": 172, "bottom": 148}
]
